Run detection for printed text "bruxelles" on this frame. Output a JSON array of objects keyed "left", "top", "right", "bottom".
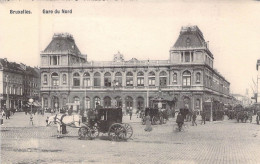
[{"left": 10, "top": 10, "right": 32, "bottom": 14}]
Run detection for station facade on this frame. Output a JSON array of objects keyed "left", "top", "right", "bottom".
[{"left": 40, "top": 26, "right": 231, "bottom": 113}]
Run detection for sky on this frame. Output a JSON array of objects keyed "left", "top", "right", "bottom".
[{"left": 1, "top": 0, "right": 260, "bottom": 96}]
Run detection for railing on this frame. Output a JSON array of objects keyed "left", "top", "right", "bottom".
[
  {"left": 70, "top": 60, "right": 170, "bottom": 67},
  {"left": 41, "top": 85, "right": 205, "bottom": 91}
]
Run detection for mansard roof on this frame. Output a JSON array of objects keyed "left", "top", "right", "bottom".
[
  {"left": 0, "top": 58, "right": 39, "bottom": 77},
  {"left": 173, "top": 26, "right": 206, "bottom": 48},
  {"left": 43, "top": 33, "right": 81, "bottom": 55}
]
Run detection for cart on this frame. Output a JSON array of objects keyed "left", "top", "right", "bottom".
[
  {"left": 78, "top": 108, "right": 133, "bottom": 141},
  {"left": 141, "top": 107, "right": 165, "bottom": 125}
]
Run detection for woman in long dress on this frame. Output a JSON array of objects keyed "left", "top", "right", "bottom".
[{"left": 144, "top": 112, "right": 152, "bottom": 132}]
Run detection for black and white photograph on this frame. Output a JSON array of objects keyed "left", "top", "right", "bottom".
[{"left": 1, "top": 0, "right": 260, "bottom": 163}]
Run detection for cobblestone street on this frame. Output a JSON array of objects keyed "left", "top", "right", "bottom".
[{"left": 1, "top": 113, "right": 260, "bottom": 164}]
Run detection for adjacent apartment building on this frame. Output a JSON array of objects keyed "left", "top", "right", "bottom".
[
  {"left": 0, "top": 58, "right": 40, "bottom": 110},
  {"left": 40, "top": 26, "right": 231, "bottom": 114}
]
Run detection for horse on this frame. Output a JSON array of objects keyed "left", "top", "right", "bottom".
[{"left": 47, "top": 114, "right": 82, "bottom": 138}]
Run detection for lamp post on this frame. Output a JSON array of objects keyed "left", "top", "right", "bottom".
[
  {"left": 146, "top": 59, "right": 150, "bottom": 108},
  {"left": 210, "top": 97, "right": 213, "bottom": 122},
  {"left": 29, "top": 98, "right": 34, "bottom": 115}
]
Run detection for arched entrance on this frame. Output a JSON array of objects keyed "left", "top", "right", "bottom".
[
  {"left": 125, "top": 96, "right": 133, "bottom": 114},
  {"left": 137, "top": 97, "right": 144, "bottom": 112},
  {"left": 52, "top": 96, "right": 59, "bottom": 110},
  {"left": 104, "top": 96, "right": 111, "bottom": 108},
  {"left": 115, "top": 96, "right": 122, "bottom": 108},
  {"left": 183, "top": 96, "right": 191, "bottom": 110}
]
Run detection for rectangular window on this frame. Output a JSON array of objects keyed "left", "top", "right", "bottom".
[
  {"left": 185, "top": 52, "right": 190, "bottom": 62},
  {"left": 183, "top": 77, "right": 191, "bottom": 86},
  {"left": 126, "top": 77, "right": 133, "bottom": 86},
  {"left": 115, "top": 77, "right": 122, "bottom": 86},
  {"left": 181, "top": 52, "right": 183, "bottom": 62},
  {"left": 148, "top": 77, "right": 155, "bottom": 86},
  {"left": 52, "top": 79, "right": 59, "bottom": 86},
  {"left": 137, "top": 77, "right": 144, "bottom": 86},
  {"left": 104, "top": 78, "right": 111, "bottom": 87},
  {"left": 94, "top": 78, "right": 101, "bottom": 86},
  {"left": 160, "top": 77, "right": 167, "bottom": 86},
  {"left": 83, "top": 78, "right": 90, "bottom": 87},
  {"left": 73, "top": 79, "right": 80, "bottom": 86},
  {"left": 191, "top": 52, "right": 194, "bottom": 62}
]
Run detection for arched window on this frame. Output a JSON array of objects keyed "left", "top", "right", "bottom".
[
  {"left": 115, "top": 72, "right": 122, "bottom": 87},
  {"left": 94, "top": 97, "right": 101, "bottom": 108},
  {"left": 62, "top": 74, "right": 67, "bottom": 84},
  {"left": 159, "top": 71, "right": 167, "bottom": 87},
  {"left": 126, "top": 72, "right": 133, "bottom": 86},
  {"left": 73, "top": 72, "right": 80, "bottom": 86},
  {"left": 104, "top": 96, "right": 111, "bottom": 108},
  {"left": 173, "top": 73, "right": 177, "bottom": 84},
  {"left": 148, "top": 71, "right": 155, "bottom": 86},
  {"left": 196, "top": 72, "right": 201, "bottom": 83},
  {"left": 83, "top": 72, "right": 91, "bottom": 87},
  {"left": 43, "top": 74, "right": 48, "bottom": 85},
  {"left": 104, "top": 72, "right": 111, "bottom": 87},
  {"left": 137, "top": 71, "right": 144, "bottom": 86},
  {"left": 51, "top": 72, "right": 59, "bottom": 86},
  {"left": 94, "top": 72, "right": 101, "bottom": 87},
  {"left": 85, "top": 97, "right": 90, "bottom": 109},
  {"left": 183, "top": 71, "right": 191, "bottom": 86}
]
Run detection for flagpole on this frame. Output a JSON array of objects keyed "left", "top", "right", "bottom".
[{"left": 146, "top": 59, "right": 149, "bottom": 108}]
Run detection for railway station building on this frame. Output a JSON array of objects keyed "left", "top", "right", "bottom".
[{"left": 40, "top": 26, "right": 231, "bottom": 114}]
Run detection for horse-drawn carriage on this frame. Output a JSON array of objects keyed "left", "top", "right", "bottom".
[
  {"left": 203, "top": 100, "right": 224, "bottom": 121},
  {"left": 78, "top": 108, "right": 133, "bottom": 141},
  {"left": 234, "top": 104, "right": 253, "bottom": 123},
  {"left": 141, "top": 107, "right": 168, "bottom": 125}
]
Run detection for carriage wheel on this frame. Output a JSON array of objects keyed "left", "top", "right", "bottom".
[
  {"left": 152, "top": 116, "right": 160, "bottom": 125},
  {"left": 78, "top": 127, "right": 88, "bottom": 140},
  {"left": 123, "top": 123, "right": 133, "bottom": 139},
  {"left": 86, "top": 125, "right": 99, "bottom": 139},
  {"left": 108, "top": 123, "right": 126, "bottom": 141}
]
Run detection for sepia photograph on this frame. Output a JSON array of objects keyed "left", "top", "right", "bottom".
[{"left": 1, "top": 0, "right": 260, "bottom": 163}]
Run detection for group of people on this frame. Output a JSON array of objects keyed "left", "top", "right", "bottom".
[
  {"left": 143, "top": 110, "right": 207, "bottom": 132},
  {"left": 1, "top": 107, "right": 15, "bottom": 119}
]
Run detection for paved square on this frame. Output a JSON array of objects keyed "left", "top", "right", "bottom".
[{"left": 1, "top": 113, "right": 260, "bottom": 164}]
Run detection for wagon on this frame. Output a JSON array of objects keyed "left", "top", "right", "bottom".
[
  {"left": 78, "top": 108, "right": 133, "bottom": 141},
  {"left": 141, "top": 107, "right": 166, "bottom": 125}
]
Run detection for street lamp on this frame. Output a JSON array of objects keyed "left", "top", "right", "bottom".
[{"left": 29, "top": 98, "right": 34, "bottom": 115}]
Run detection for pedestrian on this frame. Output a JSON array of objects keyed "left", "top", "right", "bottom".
[
  {"left": 201, "top": 111, "right": 206, "bottom": 125},
  {"left": 129, "top": 110, "right": 132, "bottom": 120},
  {"left": 144, "top": 112, "right": 152, "bottom": 132},
  {"left": 30, "top": 115, "right": 33, "bottom": 125},
  {"left": 46, "top": 116, "right": 49, "bottom": 125},
  {"left": 192, "top": 112, "right": 197, "bottom": 126},
  {"left": 5, "top": 108, "right": 10, "bottom": 119},
  {"left": 176, "top": 112, "right": 184, "bottom": 132}
]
